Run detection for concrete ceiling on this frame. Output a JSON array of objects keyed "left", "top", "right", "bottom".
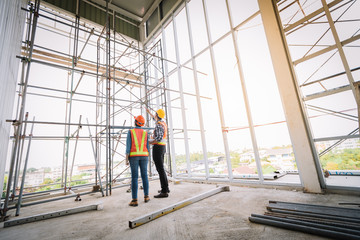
[{"left": 111, "top": 0, "right": 156, "bottom": 19}]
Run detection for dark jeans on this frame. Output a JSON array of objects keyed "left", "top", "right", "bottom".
[
  {"left": 129, "top": 156, "right": 149, "bottom": 199},
  {"left": 152, "top": 144, "right": 169, "bottom": 193}
]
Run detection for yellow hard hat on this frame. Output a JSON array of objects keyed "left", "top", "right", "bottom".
[{"left": 156, "top": 109, "right": 165, "bottom": 119}]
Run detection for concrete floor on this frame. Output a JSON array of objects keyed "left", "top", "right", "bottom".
[{"left": 1, "top": 180, "right": 359, "bottom": 240}]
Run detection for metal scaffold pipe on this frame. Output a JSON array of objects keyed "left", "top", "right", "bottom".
[
  {"left": 64, "top": 11, "right": 80, "bottom": 194},
  {"left": 16, "top": 117, "right": 35, "bottom": 216}
]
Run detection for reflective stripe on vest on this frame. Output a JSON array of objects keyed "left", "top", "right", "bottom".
[
  {"left": 130, "top": 129, "right": 149, "bottom": 157},
  {"left": 155, "top": 121, "right": 167, "bottom": 145}
]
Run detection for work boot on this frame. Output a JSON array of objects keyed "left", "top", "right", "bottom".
[
  {"left": 144, "top": 195, "right": 150, "bottom": 203},
  {"left": 129, "top": 199, "right": 138, "bottom": 207},
  {"left": 154, "top": 192, "right": 168, "bottom": 198},
  {"left": 157, "top": 189, "right": 170, "bottom": 193}
]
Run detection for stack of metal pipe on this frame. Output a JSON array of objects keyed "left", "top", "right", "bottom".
[{"left": 249, "top": 200, "right": 360, "bottom": 240}]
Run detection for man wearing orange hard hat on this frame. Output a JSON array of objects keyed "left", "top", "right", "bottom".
[
  {"left": 125, "top": 115, "right": 150, "bottom": 206},
  {"left": 147, "top": 108, "right": 170, "bottom": 198}
]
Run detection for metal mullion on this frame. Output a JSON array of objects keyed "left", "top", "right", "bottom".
[
  {"left": 202, "top": 0, "right": 233, "bottom": 181},
  {"left": 294, "top": 34, "right": 360, "bottom": 65},
  {"left": 302, "top": 0, "right": 356, "bottom": 60},
  {"left": 301, "top": 66, "right": 360, "bottom": 87},
  {"left": 160, "top": 24, "right": 177, "bottom": 176},
  {"left": 321, "top": 0, "right": 357, "bottom": 98},
  {"left": 15, "top": 117, "right": 35, "bottom": 216},
  {"left": 226, "top": 0, "right": 263, "bottom": 183},
  {"left": 185, "top": 2, "right": 209, "bottom": 180},
  {"left": 284, "top": 0, "right": 343, "bottom": 32},
  {"left": 172, "top": 13, "right": 192, "bottom": 177},
  {"left": 314, "top": 133, "right": 360, "bottom": 142},
  {"left": 306, "top": 104, "right": 358, "bottom": 122}
]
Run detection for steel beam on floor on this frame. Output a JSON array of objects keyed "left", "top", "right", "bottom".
[
  {"left": 268, "top": 201, "right": 360, "bottom": 220},
  {"left": 3, "top": 202, "right": 102, "bottom": 228},
  {"left": 251, "top": 213, "right": 360, "bottom": 236},
  {"left": 128, "top": 186, "right": 230, "bottom": 229},
  {"left": 249, "top": 215, "right": 360, "bottom": 240}
]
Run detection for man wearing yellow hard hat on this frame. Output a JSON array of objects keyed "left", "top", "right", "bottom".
[{"left": 147, "top": 108, "right": 170, "bottom": 198}]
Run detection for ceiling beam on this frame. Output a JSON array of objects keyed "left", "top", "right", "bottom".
[{"left": 88, "top": 0, "right": 142, "bottom": 22}]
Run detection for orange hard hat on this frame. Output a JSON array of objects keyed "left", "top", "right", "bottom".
[{"left": 134, "top": 115, "right": 145, "bottom": 126}]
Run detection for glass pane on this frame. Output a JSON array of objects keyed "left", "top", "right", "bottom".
[
  {"left": 175, "top": 9, "right": 191, "bottom": 64},
  {"left": 228, "top": 0, "right": 259, "bottom": 27},
  {"left": 317, "top": 137, "right": 360, "bottom": 188},
  {"left": 228, "top": 129, "right": 259, "bottom": 180},
  {"left": 213, "top": 35, "right": 249, "bottom": 128},
  {"left": 329, "top": 0, "right": 360, "bottom": 41},
  {"left": 196, "top": 50, "right": 227, "bottom": 178},
  {"left": 188, "top": 0, "right": 208, "bottom": 54},
  {"left": 306, "top": 91, "right": 358, "bottom": 139},
  {"left": 205, "top": 0, "right": 230, "bottom": 42},
  {"left": 163, "top": 21, "right": 176, "bottom": 63},
  {"left": 255, "top": 124, "right": 300, "bottom": 184}
]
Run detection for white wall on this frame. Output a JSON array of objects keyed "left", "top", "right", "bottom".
[{"left": 0, "top": 0, "right": 26, "bottom": 194}]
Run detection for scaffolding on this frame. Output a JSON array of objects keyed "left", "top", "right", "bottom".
[{"left": 0, "top": 0, "right": 172, "bottom": 219}]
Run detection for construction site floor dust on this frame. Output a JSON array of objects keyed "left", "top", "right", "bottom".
[{"left": 1, "top": 181, "right": 359, "bottom": 240}]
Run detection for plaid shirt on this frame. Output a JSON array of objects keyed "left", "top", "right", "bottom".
[{"left": 153, "top": 121, "right": 165, "bottom": 142}]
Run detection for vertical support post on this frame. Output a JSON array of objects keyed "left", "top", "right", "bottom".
[
  {"left": 69, "top": 115, "right": 82, "bottom": 187},
  {"left": 112, "top": 10, "right": 116, "bottom": 190},
  {"left": 172, "top": 13, "right": 192, "bottom": 177},
  {"left": 144, "top": 46, "right": 152, "bottom": 177},
  {"left": 158, "top": 41, "right": 172, "bottom": 176},
  {"left": 13, "top": 113, "right": 29, "bottom": 195},
  {"left": 64, "top": 11, "right": 80, "bottom": 194},
  {"left": 202, "top": 0, "right": 233, "bottom": 181},
  {"left": 95, "top": 32, "right": 101, "bottom": 187},
  {"left": 3, "top": 0, "right": 40, "bottom": 217},
  {"left": 87, "top": 119, "right": 105, "bottom": 197},
  {"left": 62, "top": 29, "right": 72, "bottom": 189},
  {"left": 184, "top": 2, "right": 209, "bottom": 179},
  {"left": 160, "top": 25, "right": 177, "bottom": 177},
  {"left": 16, "top": 117, "right": 35, "bottom": 216},
  {"left": 258, "top": 0, "right": 322, "bottom": 193},
  {"left": 152, "top": 38, "right": 161, "bottom": 109},
  {"left": 225, "top": 0, "right": 264, "bottom": 182},
  {"left": 105, "top": 0, "right": 111, "bottom": 196}
]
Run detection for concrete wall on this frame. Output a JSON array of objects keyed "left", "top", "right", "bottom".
[{"left": 0, "top": 0, "right": 26, "bottom": 195}]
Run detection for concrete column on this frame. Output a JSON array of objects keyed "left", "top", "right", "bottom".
[
  {"left": 258, "top": 0, "right": 322, "bottom": 193},
  {"left": 0, "top": 0, "right": 26, "bottom": 197}
]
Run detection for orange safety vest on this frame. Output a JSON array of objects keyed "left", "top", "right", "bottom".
[
  {"left": 130, "top": 128, "right": 149, "bottom": 157},
  {"left": 155, "top": 121, "right": 167, "bottom": 145}
]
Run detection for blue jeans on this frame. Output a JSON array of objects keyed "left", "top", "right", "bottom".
[{"left": 129, "top": 156, "right": 149, "bottom": 199}]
